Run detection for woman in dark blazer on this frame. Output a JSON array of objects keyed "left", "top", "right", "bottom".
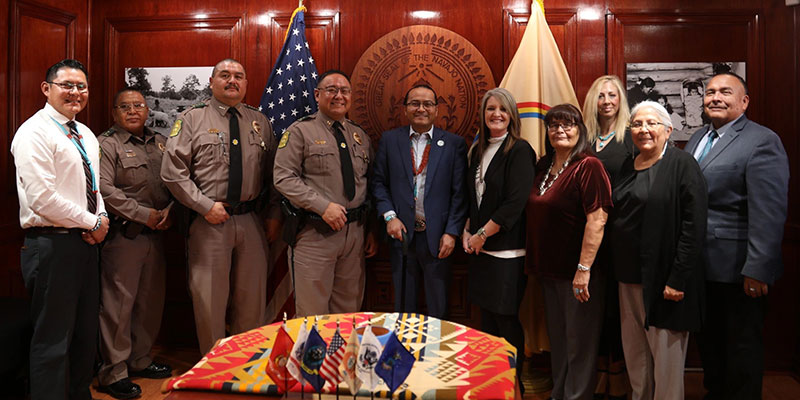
[
  {"left": 611, "top": 101, "right": 707, "bottom": 400},
  {"left": 462, "top": 87, "right": 536, "bottom": 392}
]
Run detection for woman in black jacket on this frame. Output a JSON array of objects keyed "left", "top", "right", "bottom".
[
  {"left": 611, "top": 100, "right": 707, "bottom": 400},
  {"left": 462, "top": 88, "right": 536, "bottom": 393}
]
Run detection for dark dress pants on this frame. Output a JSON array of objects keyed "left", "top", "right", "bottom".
[
  {"left": 389, "top": 230, "right": 449, "bottom": 318},
  {"left": 699, "top": 281, "right": 767, "bottom": 400},
  {"left": 21, "top": 231, "right": 99, "bottom": 400}
]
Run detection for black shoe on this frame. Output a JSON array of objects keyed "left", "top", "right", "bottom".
[
  {"left": 97, "top": 378, "right": 142, "bottom": 399},
  {"left": 129, "top": 361, "right": 172, "bottom": 379}
]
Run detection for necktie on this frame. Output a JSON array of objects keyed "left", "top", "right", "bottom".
[
  {"left": 697, "top": 130, "right": 719, "bottom": 163},
  {"left": 226, "top": 107, "right": 243, "bottom": 203},
  {"left": 66, "top": 121, "right": 96, "bottom": 213},
  {"left": 332, "top": 121, "right": 355, "bottom": 201}
]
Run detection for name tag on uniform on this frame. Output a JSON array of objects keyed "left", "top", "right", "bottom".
[
  {"left": 314, "top": 140, "right": 327, "bottom": 145},
  {"left": 124, "top": 149, "right": 136, "bottom": 158}
]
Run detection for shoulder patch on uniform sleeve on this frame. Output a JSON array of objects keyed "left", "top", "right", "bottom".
[
  {"left": 278, "top": 131, "right": 291, "bottom": 149},
  {"left": 101, "top": 127, "right": 116, "bottom": 137},
  {"left": 170, "top": 119, "right": 183, "bottom": 137}
]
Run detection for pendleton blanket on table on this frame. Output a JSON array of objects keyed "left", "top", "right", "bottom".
[{"left": 163, "top": 312, "right": 517, "bottom": 399}]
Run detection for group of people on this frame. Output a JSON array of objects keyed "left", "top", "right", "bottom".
[{"left": 11, "top": 56, "right": 789, "bottom": 400}]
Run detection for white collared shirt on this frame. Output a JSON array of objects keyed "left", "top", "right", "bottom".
[{"left": 11, "top": 102, "right": 105, "bottom": 229}]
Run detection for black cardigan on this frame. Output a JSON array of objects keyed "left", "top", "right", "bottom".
[
  {"left": 614, "top": 146, "right": 708, "bottom": 331},
  {"left": 466, "top": 136, "right": 536, "bottom": 251}
]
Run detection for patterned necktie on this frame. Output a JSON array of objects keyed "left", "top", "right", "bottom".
[
  {"left": 697, "top": 129, "right": 719, "bottom": 163},
  {"left": 332, "top": 121, "right": 355, "bottom": 201},
  {"left": 66, "top": 121, "right": 96, "bottom": 213},
  {"left": 226, "top": 107, "right": 243, "bottom": 203}
]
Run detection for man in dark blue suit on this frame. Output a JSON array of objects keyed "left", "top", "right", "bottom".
[
  {"left": 685, "top": 72, "right": 789, "bottom": 400},
  {"left": 372, "top": 84, "right": 468, "bottom": 318}
]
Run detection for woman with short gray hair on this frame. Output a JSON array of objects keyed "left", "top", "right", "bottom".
[{"left": 610, "top": 100, "right": 707, "bottom": 399}]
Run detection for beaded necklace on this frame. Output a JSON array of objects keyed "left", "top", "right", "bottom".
[
  {"left": 596, "top": 131, "right": 616, "bottom": 149},
  {"left": 538, "top": 158, "right": 570, "bottom": 195}
]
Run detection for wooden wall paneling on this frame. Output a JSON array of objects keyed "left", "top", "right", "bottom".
[
  {"left": 268, "top": 11, "right": 339, "bottom": 81},
  {"left": 100, "top": 14, "right": 244, "bottom": 130},
  {"left": 606, "top": 10, "right": 763, "bottom": 122},
  {"left": 3, "top": 0, "right": 87, "bottom": 298}
]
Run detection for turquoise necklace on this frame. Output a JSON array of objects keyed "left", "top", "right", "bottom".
[{"left": 597, "top": 131, "right": 616, "bottom": 149}]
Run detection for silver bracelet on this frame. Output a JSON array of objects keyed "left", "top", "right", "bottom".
[{"left": 577, "top": 263, "right": 591, "bottom": 272}]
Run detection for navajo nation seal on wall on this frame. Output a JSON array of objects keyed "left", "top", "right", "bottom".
[{"left": 351, "top": 25, "right": 495, "bottom": 141}]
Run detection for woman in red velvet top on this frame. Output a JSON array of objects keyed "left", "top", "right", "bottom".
[{"left": 526, "top": 103, "right": 612, "bottom": 400}]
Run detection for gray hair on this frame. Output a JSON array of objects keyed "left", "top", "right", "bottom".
[{"left": 630, "top": 100, "right": 672, "bottom": 128}]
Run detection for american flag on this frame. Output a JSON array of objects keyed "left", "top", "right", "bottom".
[
  {"left": 259, "top": 5, "right": 318, "bottom": 137},
  {"left": 320, "top": 327, "right": 346, "bottom": 387},
  {"left": 260, "top": 5, "right": 319, "bottom": 323}
]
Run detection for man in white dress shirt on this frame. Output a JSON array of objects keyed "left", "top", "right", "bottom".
[{"left": 11, "top": 59, "right": 110, "bottom": 400}]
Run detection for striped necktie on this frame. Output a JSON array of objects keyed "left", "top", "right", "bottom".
[
  {"left": 697, "top": 129, "right": 718, "bottom": 163},
  {"left": 66, "top": 121, "right": 97, "bottom": 213}
]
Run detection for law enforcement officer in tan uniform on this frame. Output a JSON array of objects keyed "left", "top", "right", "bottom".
[
  {"left": 161, "top": 59, "right": 280, "bottom": 353},
  {"left": 274, "top": 70, "right": 377, "bottom": 317},
  {"left": 97, "top": 88, "right": 173, "bottom": 399}
]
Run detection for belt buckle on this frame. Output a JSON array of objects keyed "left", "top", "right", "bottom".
[{"left": 414, "top": 217, "right": 426, "bottom": 232}]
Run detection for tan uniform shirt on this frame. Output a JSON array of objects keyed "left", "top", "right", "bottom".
[
  {"left": 273, "top": 111, "right": 372, "bottom": 215},
  {"left": 161, "top": 97, "right": 279, "bottom": 217},
  {"left": 98, "top": 125, "right": 171, "bottom": 224}
]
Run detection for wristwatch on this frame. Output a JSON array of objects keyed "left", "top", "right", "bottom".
[{"left": 476, "top": 227, "right": 487, "bottom": 240}]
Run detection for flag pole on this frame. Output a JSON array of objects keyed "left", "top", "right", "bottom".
[
  {"left": 283, "top": 312, "right": 289, "bottom": 399},
  {"left": 353, "top": 316, "right": 357, "bottom": 400}
]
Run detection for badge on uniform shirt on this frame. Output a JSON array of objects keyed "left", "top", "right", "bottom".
[
  {"left": 170, "top": 119, "right": 182, "bottom": 137},
  {"left": 252, "top": 121, "right": 261, "bottom": 134},
  {"left": 209, "top": 128, "right": 220, "bottom": 134},
  {"left": 158, "top": 142, "right": 165, "bottom": 152},
  {"left": 124, "top": 149, "right": 136, "bottom": 158},
  {"left": 278, "top": 131, "right": 290, "bottom": 149},
  {"left": 353, "top": 131, "right": 363, "bottom": 145}
]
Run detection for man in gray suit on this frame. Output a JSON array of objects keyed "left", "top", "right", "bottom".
[{"left": 685, "top": 72, "right": 789, "bottom": 400}]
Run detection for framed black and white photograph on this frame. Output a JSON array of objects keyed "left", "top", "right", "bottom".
[
  {"left": 626, "top": 62, "right": 746, "bottom": 141},
  {"left": 124, "top": 66, "right": 214, "bottom": 136}
]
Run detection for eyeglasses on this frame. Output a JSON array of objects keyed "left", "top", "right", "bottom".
[
  {"left": 48, "top": 81, "right": 88, "bottom": 93},
  {"left": 318, "top": 86, "right": 352, "bottom": 96},
  {"left": 547, "top": 122, "right": 576, "bottom": 131},
  {"left": 114, "top": 103, "right": 147, "bottom": 111},
  {"left": 631, "top": 120, "right": 666, "bottom": 130},
  {"left": 406, "top": 101, "right": 437, "bottom": 109}
]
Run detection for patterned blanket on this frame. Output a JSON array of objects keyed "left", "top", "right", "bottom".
[{"left": 164, "top": 312, "right": 517, "bottom": 399}]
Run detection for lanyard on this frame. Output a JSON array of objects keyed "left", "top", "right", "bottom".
[{"left": 49, "top": 117, "right": 98, "bottom": 193}]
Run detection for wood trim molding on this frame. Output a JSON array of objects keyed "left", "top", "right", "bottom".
[
  {"left": 268, "top": 11, "right": 339, "bottom": 71},
  {"left": 103, "top": 14, "right": 244, "bottom": 120},
  {"left": 9, "top": 0, "right": 76, "bottom": 139},
  {"left": 606, "top": 10, "right": 763, "bottom": 120},
  {"left": 502, "top": 8, "right": 578, "bottom": 89}
]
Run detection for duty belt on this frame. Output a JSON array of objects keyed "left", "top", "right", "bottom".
[{"left": 224, "top": 199, "right": 258, "bottom": 215}]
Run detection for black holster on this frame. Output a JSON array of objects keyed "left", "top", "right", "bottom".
[{"left": 280, "top": 198, "right": 305, "bottom": 246}]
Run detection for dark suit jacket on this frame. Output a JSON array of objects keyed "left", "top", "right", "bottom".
[
  {"left": 615, "top": 147, "right": 707, "bottom": 331},
  {"left": 466, "top": 137, "right": 536, "bottom": 251},
  {"left": 685, "top": 115, "right": 789, "bottom": 285},
  {"left": 372, "top": 126, "right": 468, "bottom": 256}
]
